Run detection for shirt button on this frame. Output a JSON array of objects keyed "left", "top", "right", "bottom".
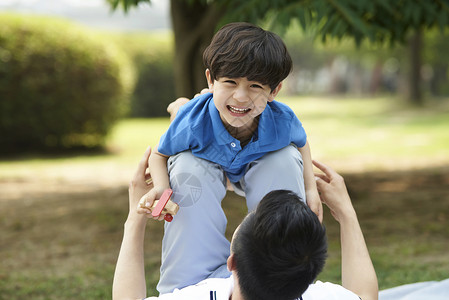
[{"left": 230, "top": 142, "right": 236, "bottom": 148}]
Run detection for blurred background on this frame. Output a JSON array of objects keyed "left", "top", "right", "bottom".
[{"left": 0, "top": 0, "right": 448, "bottom": 299}]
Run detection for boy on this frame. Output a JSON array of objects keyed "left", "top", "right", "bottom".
[{"left": 140, "top": 22, "right": 322, "bottom": 294}]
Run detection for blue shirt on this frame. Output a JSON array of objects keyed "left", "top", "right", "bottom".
[{"left": 158, "top": 93, "right": 307, "bottom": 182}]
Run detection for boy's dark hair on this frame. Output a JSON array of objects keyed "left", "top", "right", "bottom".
[
  {"left": 232, "top": 190, "right": 327, "bottom": 300},
  {"left": 203, "top": 22, "right": 292, "bottom": 91}
]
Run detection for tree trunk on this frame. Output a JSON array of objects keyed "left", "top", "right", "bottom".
[
  {"left": 170, "top": 0, "right": 224, "bottom": 97},
  {"left": 409, "top": 29, "right": 423, "bottom": 105}
]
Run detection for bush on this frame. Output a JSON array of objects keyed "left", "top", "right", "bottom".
[
  {"left": 110, "top": 32, "right": 176, "bottom": 118},
  {"left": 0, "top": 14, "right": 135, "bottom": 153}
]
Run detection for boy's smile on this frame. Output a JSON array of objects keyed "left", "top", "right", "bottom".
[
  {"left": 205, "top": 69, "right": 282, "bottom": 141},
  {"left": 227, "top": 105, "right": 251, "bottom": 115}
]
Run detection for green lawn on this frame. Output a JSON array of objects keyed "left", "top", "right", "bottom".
[
  {"left": 2, "top": 96, "right": 448, "bottom": 179},
  {"left": 1, "top": 96, "right": 448, "bottom": 299},
  {"left": 286, "top": 96, "right": 449, "bottom": 171}
]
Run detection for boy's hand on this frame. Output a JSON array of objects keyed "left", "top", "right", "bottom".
[
  {"left": 306, "top": 190, "right": 323, "bottom": 223},
  {"left": 167, "top": 97, "right": 190, "bottom": 122},
  {"left": 193, "top": 88, "right": 211, "bottom": 98},
  {"left": 167, "top": 88, "right": 211, "bottom": 122},
  {"left": 137, "top": 186, "right": 169, "bottom": 221},
  {"left": 128, "top": 146, "right": 170, "bottom": 222}
]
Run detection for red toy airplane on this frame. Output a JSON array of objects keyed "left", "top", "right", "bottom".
[{"left": 149, "top": 189, "right": 179, "bottom": 222}]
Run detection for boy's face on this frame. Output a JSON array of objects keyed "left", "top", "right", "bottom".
[{"left": 205, "top": 69, "right": 282, "bottom": 131}]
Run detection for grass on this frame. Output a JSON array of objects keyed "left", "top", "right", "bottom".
[
  {"left": 1, "top": 96, "right": 449, "bottom": 299},
  {"left": 2, "top": 96, "right": 448, "bottom": 180},
  {"left": 285, "top": 96, "right": 449, "bottom": 171}
]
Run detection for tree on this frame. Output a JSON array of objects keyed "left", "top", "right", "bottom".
[
  {"left": 109, "top": 0, "right": 229, "bottom": 98},
  {"left": 108, "top": 0, "right": 449, "bottom": 103},
  {"left": 422, "top": 28, "right": 449, "bottom": 97}
]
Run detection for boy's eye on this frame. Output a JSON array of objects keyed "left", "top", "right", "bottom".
[
  {"left": 224, "top": 80, "right": 236, "bottom": 84},
  {"left": 251, "top": 84, "right": 263, "bottom": 89}
]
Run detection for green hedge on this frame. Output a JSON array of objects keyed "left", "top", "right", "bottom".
[
  {"left": 0, "top": 14, "right": 135, "bottom": 153},
  {"left": 110, "top": 32, "right": 176, "bottom": 118}
]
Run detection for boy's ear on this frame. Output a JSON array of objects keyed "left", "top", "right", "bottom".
[
  {"left": 268, "top": 82, "right": 283, "bottom": 102},
  {"left": 205, "top": 69, "right": 214, "bottom": 91}
]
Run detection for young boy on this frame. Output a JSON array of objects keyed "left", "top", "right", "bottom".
[{"left": 140, "top": 22, "right": 322, "bottom": 294}]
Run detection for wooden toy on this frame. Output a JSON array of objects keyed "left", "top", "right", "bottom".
[{"left": 150, "top": 189, "right": 179, "bottom": 222}]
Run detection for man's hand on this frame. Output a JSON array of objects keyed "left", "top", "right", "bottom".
[
  {"left": 313, "top": 160, "right": 355, "bottom": 223},
  {"left": 128, "top": 146, "right": 153, "bottom": 214},
  {"left": 314, "top": 160, "right": 378, "bottom": 300}
]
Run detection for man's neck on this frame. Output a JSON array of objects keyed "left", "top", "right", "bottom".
[{"left": 230, "top": 276, "right": 245, "bottom": 300}]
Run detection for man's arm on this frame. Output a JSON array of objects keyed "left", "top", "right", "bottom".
[
  {"left": 113, "top": 147, "right": 153, "bottom": 300},
  {"left": 114, "top": 93, "right": 200, "bottom": 299},
  {"left": 313, "top": 160, "right": 378, "bottom": 300},
  {"left": 298, "top": 141, "right": 323, "bottom": 222}
]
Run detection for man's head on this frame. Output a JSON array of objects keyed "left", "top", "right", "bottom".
[
  {"left": 203, "top": 22, "right": 292, "bottom": 92},
  {"left": 228, "top": 190, "right": 327, "bottom": 300}
]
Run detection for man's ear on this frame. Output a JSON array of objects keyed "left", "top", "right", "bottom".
[
  {"left": 205, "top": 69, "right": 214, "bottom": 91},
  {"left": 227, "top": 254, "right": 236, "bottom": 272},
  {"left": 268, "top": 82, "right": 283, "bottom": 102}
]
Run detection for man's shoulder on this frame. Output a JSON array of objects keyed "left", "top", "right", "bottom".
[
  {"left": 302, "top": 281, "right": 360, "bottom": 300},
  {"left": 147, "top": 276, "right": 233, "bottom": 300}
]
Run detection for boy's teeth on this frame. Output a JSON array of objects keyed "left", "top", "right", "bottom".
[{"left": 229, "top": 106, "right": 249, "bottom": 113}]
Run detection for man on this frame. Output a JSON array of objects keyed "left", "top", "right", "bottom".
[{"left": 112, "top": 147, "right": 378, "bottom": 300}]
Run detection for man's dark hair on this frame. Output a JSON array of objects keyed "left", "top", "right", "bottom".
[
  {"left": 203, "top": 22, "right": 292, "bottom": 91},
  {"left": 232, "top": 190, "right": 327, "bottom": 300}
]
